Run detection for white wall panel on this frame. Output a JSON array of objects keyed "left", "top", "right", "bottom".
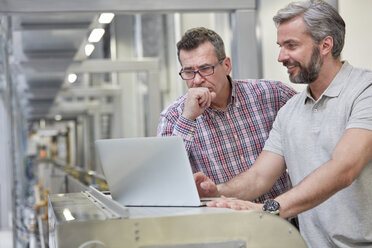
[{"left": 339, "top": 0, "right": 372, "bottom": 70}]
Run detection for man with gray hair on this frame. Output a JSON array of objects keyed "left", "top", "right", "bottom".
[{"left": 195, "top": 1, "right": 372, "bottom": 247}]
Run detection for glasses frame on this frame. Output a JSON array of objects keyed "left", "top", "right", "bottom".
[{"left": 179, "top": 59, "right": 224, "bottom": 80}]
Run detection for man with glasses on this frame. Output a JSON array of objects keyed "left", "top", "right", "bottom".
[{"left": 157, "top": 27, "right": 296, "bottom": 203}]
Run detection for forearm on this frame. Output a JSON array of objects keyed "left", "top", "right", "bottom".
[
  {"left": 217, "top": 172, "right": 271, "bottom": 201},
  {"left": 276, "top": 128, "right": 372, "bottom": 218},
  {"left": 218, "top": 151, "right": 286, "bottom": 201},
  {"left": 276, "top": 159, "right": 352, "bottom": 218}
]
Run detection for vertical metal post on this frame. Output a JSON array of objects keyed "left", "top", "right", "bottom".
[
  {"left": 147, "top": 70, "right": 161, "bottom": 136},
  {"left": 231, "top": 9, "right": 261, "bottom": 79},
  {"left": 1, "top": 15, "right": 18, "bottom": 247}
]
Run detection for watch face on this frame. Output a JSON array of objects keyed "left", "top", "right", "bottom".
[{"left": 263, "top": 199, "right": 280, "bottom": 213}]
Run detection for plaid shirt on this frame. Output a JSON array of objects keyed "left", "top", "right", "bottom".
[{"left": 157, "top": 79, "right": 297, "bottom": 202}]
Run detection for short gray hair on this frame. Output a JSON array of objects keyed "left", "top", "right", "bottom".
[
  {"left": 176, "top": 27, "right": 226, "bottom": 64},
  {"left": 273, "top": 0, "right": 345, "bottom": 59}
]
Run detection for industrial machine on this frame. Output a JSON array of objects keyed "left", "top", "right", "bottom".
[{"left": 48, "top": 187, "right": 307, "bottom": 248}]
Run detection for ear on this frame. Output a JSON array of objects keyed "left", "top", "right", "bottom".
[
  {"left": 223, "top": 57, "right": 232, "bottom": 75},
  {"left": 320, "top": 36, "right": 333, "bottom": 56}
]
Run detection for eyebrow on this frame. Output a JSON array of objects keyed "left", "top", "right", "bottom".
[
  {"left": 183, "top": 63, "right": 212, "bottom": 70},
  {"left": 277, "top": 39, "right": 299, "bottom": 46}
]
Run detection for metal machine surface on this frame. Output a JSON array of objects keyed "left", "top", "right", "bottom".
[{"left": 48, "top": 188, "right": 307, "bottom": 248}]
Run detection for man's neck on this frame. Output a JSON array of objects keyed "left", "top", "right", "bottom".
[{"left": 309, "top": 59, "right": 343, "bottom": 101}]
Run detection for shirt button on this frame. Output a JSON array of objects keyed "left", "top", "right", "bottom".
[
  {"left": 191, "top": 128, "right": 195, "bottom": 132},
  {"left": 234, "top": 134, "right": 238, "bottom": 140},
  {"left": 240, "top": 155, "right": 245, "bottom": 162},
  {"left": 226, "top": 113, "right": 230, "bottom": 118}
]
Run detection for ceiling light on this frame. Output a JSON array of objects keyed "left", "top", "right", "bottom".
[
  {"left": 54, "top": 115, "right": 62, "bottom": 121},
  {"left": 88, "top": 28, "right": 105, "bottom": 43},
  {"left": 67, "top": 73, "right": 77, "bottom": 83},
  {"left": 99, "top": 13, "right": 115, "bottom": 24},
  {"left": 85, "top": 44, "right": 95, "bottom": 56}
]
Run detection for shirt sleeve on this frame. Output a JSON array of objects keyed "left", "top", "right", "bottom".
[
  {"left": 263, "top": 107, "right": 285, "bottom": 156},
  {"left": 277, "top": 82, "right": 297, "bottom": 108},
  {"left": 347, "top": 82, "right": 372, "bottom": 131},
  {"left": 157, "top": 110, "right": 197, "bottom": 152},
  {"left": 263, "top": 82, "right": 297, "bottom": 156}
]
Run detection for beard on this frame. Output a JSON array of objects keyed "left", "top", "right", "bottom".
[{"left": 285, "top": 46, "right": 323, "bottom": 84}]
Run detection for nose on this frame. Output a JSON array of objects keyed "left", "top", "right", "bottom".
[
  {"left": 278, "top": 48, "right": 289, "bottom": 63},
  {"left": 192, "top": 71, "right": 204, "bottom": 86}
]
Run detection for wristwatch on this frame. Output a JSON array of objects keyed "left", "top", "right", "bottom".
[{"left": 263, "top": 199, "right": 280, "bottom": 215}]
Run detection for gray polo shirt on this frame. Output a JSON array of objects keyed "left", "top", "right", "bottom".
[{"left": 264, "top": 61, "right": 372, "bottom": 248}]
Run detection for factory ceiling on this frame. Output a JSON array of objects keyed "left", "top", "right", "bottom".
[
  {"left": 0, "top": 0, "right": 253, "bottom": 123},
  {"left": 10, "top": 13, "right": 95, "bottom": 121}
]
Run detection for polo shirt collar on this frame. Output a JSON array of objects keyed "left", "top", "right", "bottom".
[
  {"left": 304, "top": 61, "right": 352, "bottom": 103},
  {"left": 322, "top": 61, "right": 352, "bottom": 97}
]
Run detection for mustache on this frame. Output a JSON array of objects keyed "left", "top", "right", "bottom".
[{"left": 283, "top": 61, "right": 301, "bottom": 68}]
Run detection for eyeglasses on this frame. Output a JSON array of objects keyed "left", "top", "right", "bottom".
[{"left": 179, "top": 59, "right": 224, "bottom": 80}]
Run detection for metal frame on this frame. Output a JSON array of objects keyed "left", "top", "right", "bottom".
[
  {"left": 86, "top": 186, "right": 129, "bottom": 218},
  {"left": 48, "top": 191, "right": 307, "bottom": 248},
  {"left": 66, "top": 58, "right": 161, "bottom": 136},
  {"left": 0, "top": 0, "right": 254, "bottom": 13}
]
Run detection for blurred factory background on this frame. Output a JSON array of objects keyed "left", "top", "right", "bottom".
[{"left": 0, "top": 0, "right": 371, "bottom": 247}]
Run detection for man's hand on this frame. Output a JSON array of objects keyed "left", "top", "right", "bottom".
[
  {"left": 193, "top": 172, "right": 219, "bottom": 197},
  {"left": 182, "top": 88, "right": 216, "bottom": 120},
  {"left": 206, "top": 196, "right": 263, "bottom": 211}
]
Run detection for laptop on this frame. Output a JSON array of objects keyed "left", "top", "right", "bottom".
[{"left": 95, "top": 136, "right": 207, "bottom": 207}]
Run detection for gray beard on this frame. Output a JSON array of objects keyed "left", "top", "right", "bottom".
[{"left": 288, "top": 46, "right": 323, "bottom": 84}]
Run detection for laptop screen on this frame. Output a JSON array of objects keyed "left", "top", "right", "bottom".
[{"left": 95, "top": 136, "right": 202, "bottom": 207}]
